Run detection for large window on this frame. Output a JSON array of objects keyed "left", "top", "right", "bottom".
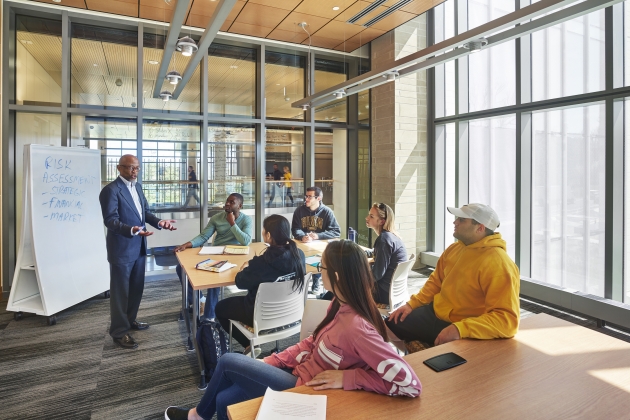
[
  {"left": 314, "top": 57, "right": 348, "bottom": 123},
  {"left": 265, "top": 127, "right": 304, "bottom": 215},
  {"left": 265, "top": 51, "right": 305, "bottom": 120},
  {"left": 208, "top": 44, "right": 256, "bottom": 118}
]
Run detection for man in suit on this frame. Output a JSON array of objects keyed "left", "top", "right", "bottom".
[{"left": 99, "top": 154, "right": 176, "bottom": 349}]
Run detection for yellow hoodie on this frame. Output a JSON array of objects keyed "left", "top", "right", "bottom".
[{"left": 408, "top": 233, "right": 520, "bottom": 339}]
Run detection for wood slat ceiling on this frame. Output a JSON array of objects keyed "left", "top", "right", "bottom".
[{"left": 26, "top": 0, "right": 443, "bottom": 52}]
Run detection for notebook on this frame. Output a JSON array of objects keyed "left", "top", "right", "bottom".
[
  {"left": 198, "top": 245, "right": 250, "bottom": 255},
  {"left": 195, "top": 258, "right": 237, "bottom": 273}
]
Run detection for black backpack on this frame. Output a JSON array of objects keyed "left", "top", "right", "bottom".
[{"left": 196, "top": 319, "right": 229, "bottom": 382}]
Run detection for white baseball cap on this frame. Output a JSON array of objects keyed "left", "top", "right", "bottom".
[{"left": 447, "top": 203, "right": 500, "bottom": 231}]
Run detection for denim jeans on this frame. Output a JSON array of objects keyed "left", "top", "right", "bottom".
[
  {"left": 196, "top": 353, "right": 298, "bottom": 420},
  {"left": 176, "top": 264, "right": 219, "bottom": 319}
]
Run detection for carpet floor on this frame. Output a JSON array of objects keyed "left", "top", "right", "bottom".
[{"left": 1, "top": 270, "right": 628, "bottom": 420}]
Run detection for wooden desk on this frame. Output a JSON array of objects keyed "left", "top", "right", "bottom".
[{"left": 227, "top": 313, "right": 630, "bottom": 419}]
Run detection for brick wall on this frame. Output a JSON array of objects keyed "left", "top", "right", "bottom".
[{"left": 371, "top": 15, "right": 428, "bottom": 264}]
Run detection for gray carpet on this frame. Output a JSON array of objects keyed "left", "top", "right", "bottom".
[{"left": 1, "top": 270, "right": 629, "bottom": 420}]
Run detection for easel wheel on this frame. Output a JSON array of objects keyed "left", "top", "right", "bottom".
[
  {"left": 14, "top": 312, "right": 23, "bottom": 321},
  {"left": 47, "top": 315, "right": 57, "bottom": 326}
]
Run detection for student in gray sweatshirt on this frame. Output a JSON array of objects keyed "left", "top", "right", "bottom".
[{"left": 291, "top": 186, "right": 340, "bottom": 293}]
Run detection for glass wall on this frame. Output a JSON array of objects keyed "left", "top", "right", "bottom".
[
  {"left": 314, "top": 57, "right": 348, "bottom": 123},
  {"left": 265, "top": 50, "right": 305, "bottom": 120},
  {"left": 316, "top": 129, "right": 348, "bottom": 235},
  {"left": 71, "top": 24, "right": 138, "bottom": 109},
  {"left": 444, "top": 123, "right": 456, "bottom": 249},
  {"left": 208, "top": 44, "right": 256, "bottom": 118},
  {"left": 265, "top": 127, "right": 304, "bottom": 215},
  {"left": 356, "top": 129, "right": 371, "bottom": 247},
  {"left": 15, "top": 16, "right": 62, "bottom": 106}
]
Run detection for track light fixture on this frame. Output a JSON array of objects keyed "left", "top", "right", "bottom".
[
  {"left": 383, "top": 71, "right": 399, "bottom": 81},
  {"left": 302, "top": 104, "right": 309, "bottom": 111},
  {"left": 160, "top": 90, "right": 173, "bottom": 102},
  {"left": 334, "top": 90, "right": 346, "bottom": 99},
  {"left": 462, "top": 37, "right": 488, "bottom": 53},
  {"left": 166, "top": 70, "right": 182, "bottom": 85},
  {"left": 176, "top": 36, "right": 198, "bottom": 57}
]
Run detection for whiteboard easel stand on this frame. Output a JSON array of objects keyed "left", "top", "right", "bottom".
[{"left": 7, "top": 145, "right": 110, "bottom": 325}]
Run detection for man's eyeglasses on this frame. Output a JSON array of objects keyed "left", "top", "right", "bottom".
[
  {"left": 304, "top": 195, "right": 317, "bottom": 200},
  {"left": 316, "top": 262, "right": 326, "bottom": 272},
  {"left": 120, "top": 165, "right": 141, "bottom": 172}
]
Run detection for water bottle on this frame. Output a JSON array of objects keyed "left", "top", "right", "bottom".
[{"left": 348, "top": 227, "right": 356, "bottom": 243}]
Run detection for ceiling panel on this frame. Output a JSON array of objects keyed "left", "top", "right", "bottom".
[
  {"left": 332, "top": 1, "right": 385, "bottom": 23},
  {"left": 29, "top": 0, "right": 86, "bottom": 9},
  {"left": 312, "top": 20, "right": 365, "bottom": 40},
  {"left": 84, "top": 0, "right": 138, "bottom": 17},
  {"left": 401, "top": 0, "right": 444, "bottom": 15},
  {"left": 234, "top": 3, "right": 292, "bottom": 29},
  {"left": 267, "top": 28, "right": 309, "bottom": 44},
  {"left": 301, "top": 34, "right": 341, "bottom": 50},
  {"left": 102, "top": 42, "right": 137, "bottom": 78},
  {"left": 294, "top": 0, "right": 356, "bottom": 19},
  {"left": 369, "top": 9, "right": 417, "bottom": 31},
  {"left": 248, "top": 0, "right": 302, "bottom": 11},
  {"left": 188, "top": 0, "right": 219, "bottom": 17},
  {"left": 333, "top": 26, "right": 384, "bottom": 51},
  {"left": 72, "top": 39, "right": 108, "bottom": 75},
  {"left": 140, "top": 0, "right": 193, "bottom": 23},
  {"left": 229, "top": 22, "right": 273, "bottom": 38},
  {"left": 274, "top": 11, "right": 330, "bottom": 33}
]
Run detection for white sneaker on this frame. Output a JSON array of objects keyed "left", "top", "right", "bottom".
[{"left": 243, "top": 346, "right": 262, "bottom": 358}]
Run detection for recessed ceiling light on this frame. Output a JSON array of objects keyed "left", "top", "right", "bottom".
[
  {"left": 332, "top": 6, "right": 340, "bottom": 10},
  {"left": 148, "top": 60, "right": 159, "bottom": 65},
  {"left": 52, "top": 0, "right": 61, "bottom": 3},
  {"left": 230, "top": 65, "right": 238, "bottom": 69},
  {"left": 93, "top": 63, "right": 98, "bottom": 66},
  {"left": 276, "top": 83, "right": 280, "bottom": 86}
]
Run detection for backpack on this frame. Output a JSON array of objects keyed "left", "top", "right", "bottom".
[{"left": 196, "top": 319, "right": 229, "bottom": 382}]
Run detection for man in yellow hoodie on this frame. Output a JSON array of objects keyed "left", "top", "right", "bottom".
[{"left": 387, "top": 203, "right": 520, "bottom": 346}]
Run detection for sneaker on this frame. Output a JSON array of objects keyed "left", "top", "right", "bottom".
[
  {"left": 164, "top": 406, "right": 190, "bottom": 420},
  {"left": 243, "top": 345, "right": 262, "bottom": 358}
]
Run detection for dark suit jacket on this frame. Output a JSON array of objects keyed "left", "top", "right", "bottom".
[{"left": 99, "top": 177, "right": 161, "bottom": 264}]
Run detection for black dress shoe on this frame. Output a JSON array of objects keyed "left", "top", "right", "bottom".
[
  {"left": 131, "top": 320, "right": 149, "bottom": 330},
  {"left": 113, "top": 334, "right": 138, "bottom": 349}
]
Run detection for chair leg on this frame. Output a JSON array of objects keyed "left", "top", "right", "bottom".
[
  {"left": 229, "top": 322, "right": 233, "bottom": 353},
  {"left": 250, "top": 339, "right": 256, "bottom": 359}
]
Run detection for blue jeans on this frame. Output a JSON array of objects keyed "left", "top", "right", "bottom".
[
  {"left": 176, "top": 264, "right": 219, "bottom": 319},
  {"left": 196, "top": 353, "right": 298, "bottom": 420}
]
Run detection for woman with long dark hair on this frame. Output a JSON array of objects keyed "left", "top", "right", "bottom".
[
  {"left": 165, "top": 240, "right": 421, "bottom": 420},
  {"left": 214, "top": 214, "right": 306, "bottom": 357}
]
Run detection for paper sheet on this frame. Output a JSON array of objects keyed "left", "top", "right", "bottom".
[
  {"left": 198, "top": 246, "right": 225, "bottom": 255},
  {"left": 255, "top": 388, "right": 326, "bottom": 420},
  {"left": 304, "top": 256, "right": 322, "bottom": 267}
]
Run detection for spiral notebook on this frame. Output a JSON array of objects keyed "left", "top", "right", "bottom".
[{"left": 195, "top": 258, "right": 237, "bottom": 273}]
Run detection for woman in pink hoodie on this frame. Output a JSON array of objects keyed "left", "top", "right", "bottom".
[{"left": 165, "top": 240, "right": 422, "bottom": 420}]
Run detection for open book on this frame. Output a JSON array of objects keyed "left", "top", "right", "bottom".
[
  {"left": 198, "top": 245, "right": 250, "bottom": 255},
  {"left": 256, "top": 388, "right": 326, "bottom": 420},
  {"left": 195, "top": 258, "right": 237, "bottom": 273}
]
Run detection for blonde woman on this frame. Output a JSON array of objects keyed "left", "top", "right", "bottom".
[
  {"left": 365, "top": 203, "right": 408, "bottom": 305},
  {"left": 283, "top": 166, "right": 294, "bottom": 205}
]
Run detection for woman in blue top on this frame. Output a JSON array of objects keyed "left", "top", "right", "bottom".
[
  {"left": 365, "top": 203, "right": 408, "bottom": 305},
  {"left": 215, "top": 214, "right": 306, "bottom": 356}
]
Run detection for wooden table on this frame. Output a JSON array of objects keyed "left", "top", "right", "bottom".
[
  {"left": 227, "top": 313, "right": 630, "bottom": 419},
  {"left": 176, "top": 241, "right": 327, "bottom": 389}
]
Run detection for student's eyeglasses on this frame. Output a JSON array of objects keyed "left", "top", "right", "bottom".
[
  {"left": 304, "top": 195, "right": 317, "bottom": 200},
  {"left": 316, "top": 262, "right": 326, "bottom": 272},
  {"left": 120, "top": 165, "right": 141, "bottom": 172}
]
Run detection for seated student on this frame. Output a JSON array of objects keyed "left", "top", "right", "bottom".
[
  {"left": 174, "top": 193, "right": 253, "bottom": 320},
  {"left": 291, "top": 186, "right": 340, "bottom": 295},
  {"left": 366, "top": 203, "right": 408, "bottom": 305},
  {"left": 165, "top": 240, "right": 422, "bottom": 420},
  {"left": 386, "top": 203, "right": 520, "bottom": 347},
  {"left": 215, "top": 214, "right": 306, "bottom": 357}
]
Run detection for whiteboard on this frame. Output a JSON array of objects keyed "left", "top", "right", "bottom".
[{"left": 9, "top": 145, "right": 109, "bottom": 316}]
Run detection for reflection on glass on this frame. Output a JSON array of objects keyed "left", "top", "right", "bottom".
[
  {"left": 15, "top": 113, "right": 62, "bottom": 250},
  {"left": 625, "top": 99, "right": 630, "bottom": 303},
  {"left": 358, "top": 92, "right": 370, "bottom": 125},
  {"left": 315, "top": 129, "right": 347, "bottom": 234},
  {"left": 208, "top": 44, "right": 256, "bottom": 118},
  {"left": 356, "top": 130, "right": 371, "bottom": 247},
  {"left": 208, "top": 125, "right": 256, "bottom": 223},
  {"left": 532, "top": 9, "right": 605, "bottom": 101},
  {"left": 444, "top": 123, "right": 456, "bottom": 249},
  {"left": 265, "top": 51, "right": 305, "bottom": 120},
  {"left": 71, "top": 24, "right": 138, "bottom": 109},
  {"left": 16, "top": 16, "right": 62, "bottom": 106},
  {"left": 265, "top": 127, "right": 304, "bottom": 214},
  {"left": 532, "top": 104, "right": 605, "bottom": 296},
  {"left": 468, "top": 115, "right": 516, "bottom": 261},
  {"left": 314, "top": 58, "right": 348, "bottom": 123},
  {"left": 143, "top": 34, "right": 200, "bottom": 113}
]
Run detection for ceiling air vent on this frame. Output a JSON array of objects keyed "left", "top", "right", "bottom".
[
  {"left": 346, "top": 0, "right": 387, "bottom": 24},
  {"left": 363, "top": 0, "right": 415, "bottom": 27}
]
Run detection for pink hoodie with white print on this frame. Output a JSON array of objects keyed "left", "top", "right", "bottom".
[{"left": 263, "top": 303, "right": 422, "bottom": 397}]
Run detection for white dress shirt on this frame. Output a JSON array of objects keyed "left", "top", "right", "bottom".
[{"left": 119, "top": 175, "right": 144, "bottom": 236}]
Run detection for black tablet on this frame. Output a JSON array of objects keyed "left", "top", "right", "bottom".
[{"left": 423, "top": 352, "right": 467, "bottom": 372}]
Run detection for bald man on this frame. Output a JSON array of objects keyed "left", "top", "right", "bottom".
[{"left": 99, "top": 154, "right": 176, "bottom": 349}]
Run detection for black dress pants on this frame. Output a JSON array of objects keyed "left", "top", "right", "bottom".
[
  {"left": 215, "top": 296, "right": 254, "bottom": 348},
  {"left": 385, "top": 302, "right": 451, "bottom": 345},
  {"left": 109, "top": 255, "right": 146, "bottom": 339}
]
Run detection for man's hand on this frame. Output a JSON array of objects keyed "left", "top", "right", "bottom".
[
  {"left": 132, "top": 226, "right": 153, "bottom": 237},
  {"left": 388, "top": 303, "right": 413, "bottom": 324},
  {"left": 305, "top": 370, "right": 344, "bottom": 390},
  {"left": 174, "top": 242, "right": 192, "bottom": 253},
  {"left": 434, "top": 324, "right": 461, "bottom": 346},
  {"left": 308, "top": 232, "right": 319, "bottom": 240},
  {"left": 226, "top": 211, "right": 236, "bottom": 226},
  {"left": 301, "top": 235, "right": 313, "bottom": 243},
  {"left": 159, "top": 219, "right": 177, "bottom": 231}
]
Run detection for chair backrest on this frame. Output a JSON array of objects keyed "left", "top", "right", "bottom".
[
  {"left": 303, "top": 272, "right": 313, "bottom": 306},
  {"left": 253, "top": 279, "right": 306, "bottom": 333},
  {"left": 300, "top": 299, "right": 331, "bottom": 341},
  {"left": 389, "top": 253, "right": 415, "bottom": 311}
]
